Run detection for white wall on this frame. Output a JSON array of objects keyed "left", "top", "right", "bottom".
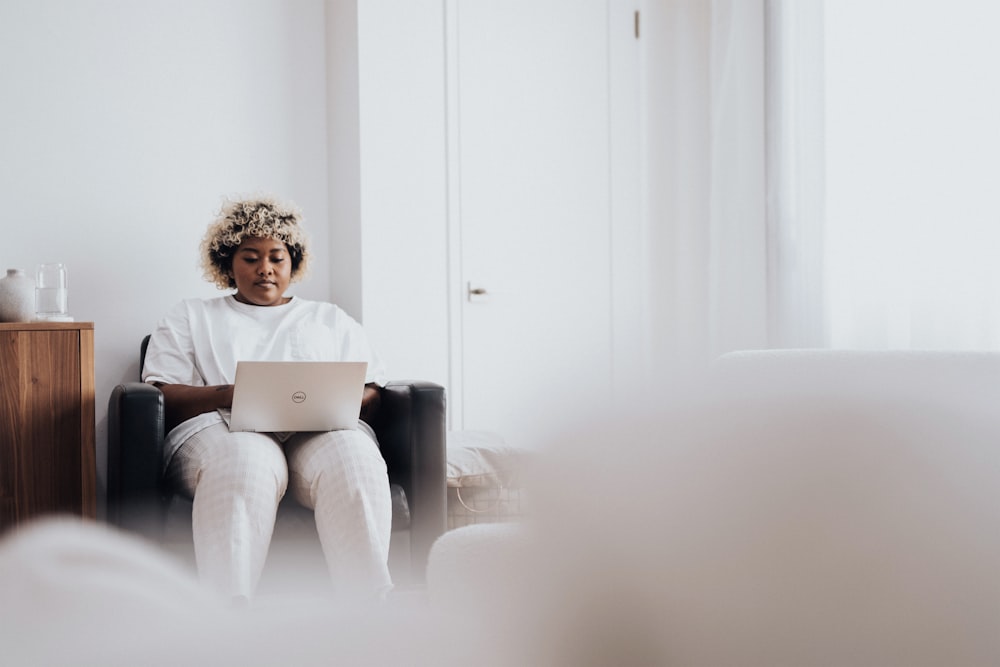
[
  {"left": 0, "top": 0, "right": 330, "bottom": 511},
  {"left": 325, "top": 0, "right": 450, "bottom": 390},
  {"left": 326, "top": 0, "right": 363, "bottom": 320},
  {"left": 356, "top": 0, "right": 450, "bottom": 387}
]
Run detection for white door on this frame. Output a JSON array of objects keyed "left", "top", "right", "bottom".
[{"left": 446, "top": 0, "right": 639, "bottom": 449}]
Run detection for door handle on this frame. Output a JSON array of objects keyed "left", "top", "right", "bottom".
[{"left": 467, "top": 283, "right": 490, "bottom": 302}]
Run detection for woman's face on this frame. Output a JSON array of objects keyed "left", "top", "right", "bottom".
[{"left": 229, "top": 236, "right": 293, "bottom": 307}]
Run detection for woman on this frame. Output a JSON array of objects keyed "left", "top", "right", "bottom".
[{"left": 142, "top": 196, "right": 392, "bottom": 604}]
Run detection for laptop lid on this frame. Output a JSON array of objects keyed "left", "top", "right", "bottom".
[{"left": 225, "top": 360, "right": 368, "bottom": 433}]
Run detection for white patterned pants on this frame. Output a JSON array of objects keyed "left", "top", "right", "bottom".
[{"left": 165, "top": 422, "right": 392, "bottom": 602}]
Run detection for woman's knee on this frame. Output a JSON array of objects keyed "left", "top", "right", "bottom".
[
  {"left": 288, "top": 430, "right": 386, "bottom": 486},
  {"left": 198, "top": 432, "right": 289, "bottom": 496},
  {"left": 330, "top": 431, "right": 387, "bottom": 475}
]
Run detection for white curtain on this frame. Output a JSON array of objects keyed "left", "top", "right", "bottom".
[
  {"left": 770, "top": 0, "right": 1000, "bottom": 350},
  {"left": 646, "top": 0, "right": 1000, "bottom": 367},
  {"left": 643, "top": 0, "right": 768, "bottom": 374},
  {"left": 765, "top": 0, "right": 826, "bottom": 348}
]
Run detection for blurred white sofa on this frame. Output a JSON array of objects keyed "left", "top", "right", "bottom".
[{"left": 427, "top": 349, "right": 1000, "bottom": 665}]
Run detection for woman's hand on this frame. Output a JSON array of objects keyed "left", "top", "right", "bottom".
[
  {"left": 153, "top": 382, "right": 235, "bottom": 432},
  {"left": 360, "top": 383, "right": 381, "bottom": 424}
]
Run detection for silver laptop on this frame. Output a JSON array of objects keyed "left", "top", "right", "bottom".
[{"left": 220, "top": 360, "right": 368, "bottom": 433}]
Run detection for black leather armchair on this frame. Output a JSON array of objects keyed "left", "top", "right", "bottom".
[{"left": 107, "top": 336, "right": 447, "bottom": 582}]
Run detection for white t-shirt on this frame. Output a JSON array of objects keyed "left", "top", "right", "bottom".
[{"left": 143, "top": 295, "right": 387, "bottom": 465}]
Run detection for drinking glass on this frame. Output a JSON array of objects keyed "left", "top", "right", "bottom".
[{"left": 35, "top": 263, "right": 70, "bottom": 321}]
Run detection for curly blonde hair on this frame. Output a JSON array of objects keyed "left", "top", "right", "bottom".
[{"left": 200, "top": 196, "right": 310, "bottom": 290}]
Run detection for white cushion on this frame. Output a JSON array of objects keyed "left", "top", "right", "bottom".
[{"left": 446, "top": 430, "right": 525, "bottom": 488}]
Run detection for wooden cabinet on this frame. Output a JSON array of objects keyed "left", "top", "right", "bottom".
[{"left": 0, "top": 322, "right": 95, "bottom": 531}]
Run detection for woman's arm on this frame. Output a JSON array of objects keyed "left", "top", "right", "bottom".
[
  {"left": 152, "top": 382, "right": 234, "bottom": 433},
  {"left": 154, "top": 381, "right": 379, "bottom": 430}
]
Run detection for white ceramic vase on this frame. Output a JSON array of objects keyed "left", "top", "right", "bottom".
[{"left": 0, "top": 268, "right": 36, "bottom": 322}]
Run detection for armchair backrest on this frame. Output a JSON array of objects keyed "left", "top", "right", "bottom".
[{"left": 140, "top": 335, "right": 151, "bottom": 375}]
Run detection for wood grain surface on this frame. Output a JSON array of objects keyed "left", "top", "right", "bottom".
[{"left": 0, "top": 322, "right": 96, "bottom": 532}]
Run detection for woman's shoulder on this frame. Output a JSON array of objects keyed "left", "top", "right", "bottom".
[
  {"left": 290, "top": 296, "right": 340, "bottom": 313},
  {"left": 158, "top": 295, "right": 233, "bottom": 322},
  {"left": 169, "top": 295, "right": 231, "bottom": 312},
  {"left": 289, "top": 297, "right": 360, "bottom": 326}
]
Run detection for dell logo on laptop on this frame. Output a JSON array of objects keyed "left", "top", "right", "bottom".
[{"left": 292, "top": 391, "right": 307, "bottom": 403}]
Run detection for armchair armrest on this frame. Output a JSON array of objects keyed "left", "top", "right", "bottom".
[
  {"left": 374, "top": 380, "right": 447, "bottom": 577},
  {"left": 107, "top": 381, "right": 167, "bottom": 539}
]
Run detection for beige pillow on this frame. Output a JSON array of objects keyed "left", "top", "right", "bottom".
[{"left": 446, "top": 430, "right": 525, "bottom": 488}]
